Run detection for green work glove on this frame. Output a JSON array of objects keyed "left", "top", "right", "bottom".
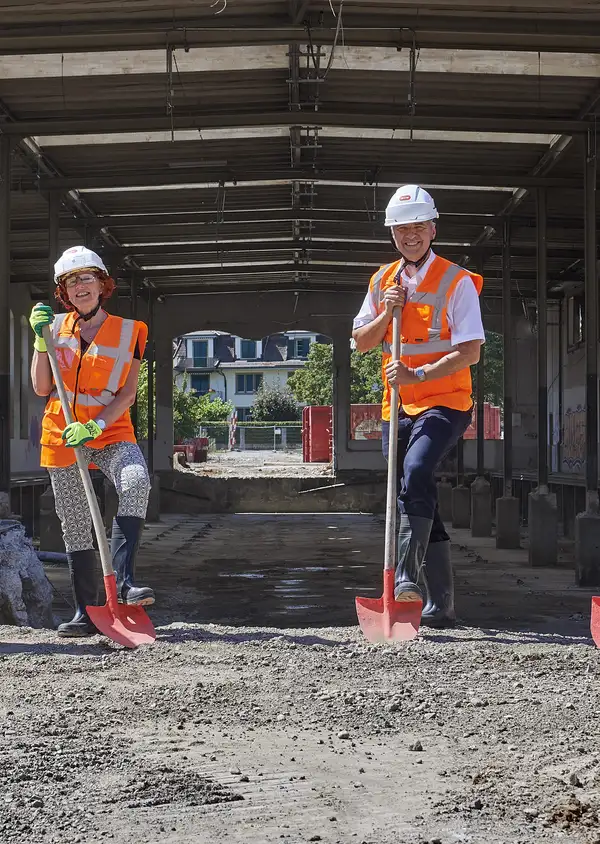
[
  {"left": 61, "top": 419, "right": 103, "bottom": 448},
  {"left": 29, "top": 303, "right": 55, "bottom": 353}
]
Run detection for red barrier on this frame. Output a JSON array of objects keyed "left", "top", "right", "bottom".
[{"left": 463, "top": 403, "right": 502, "bottom": 440}]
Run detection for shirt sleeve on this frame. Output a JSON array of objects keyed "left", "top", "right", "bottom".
[
  {"left": 447, "top": 276, "right": 486, "bottom": 346},
  {"left": 353, "top": 289, "right": 378, "bottom": 330}
]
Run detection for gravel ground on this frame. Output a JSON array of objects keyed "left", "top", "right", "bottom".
[
  {"left": 1, "top": 620, "right": 599, "bottom": 844},
  {"left": 2, "top": 513, "right": 599, "bottom": 844}
]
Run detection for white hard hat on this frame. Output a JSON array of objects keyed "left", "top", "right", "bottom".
[
  {"left": 54, "top": 245, "right": 108, "bottom": 284},
  {"left": 384, "top": 185, "right": 439, "bottom": 227}
]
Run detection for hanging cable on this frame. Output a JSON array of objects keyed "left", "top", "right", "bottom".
[
  {"left": 408, "top": 32, "right": 419, "bottom": 141},
  {"left": 166, "top": 45, "right": 175, "bottom": 142}
]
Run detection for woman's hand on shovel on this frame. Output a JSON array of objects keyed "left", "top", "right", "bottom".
[{"left": 62, "top": 420, "right": 103, "bottom": 448}]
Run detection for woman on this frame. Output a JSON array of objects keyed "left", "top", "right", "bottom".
[{"left": 29, "top": 245, "right": 154, "bottom": 638}]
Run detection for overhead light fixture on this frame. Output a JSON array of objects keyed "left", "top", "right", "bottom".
[{"left": 167, "top": 160, "right": 228, "bottom": 169}]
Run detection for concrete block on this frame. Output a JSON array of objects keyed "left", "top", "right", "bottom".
[
  {"left": 496, "top": 496, "right": 520, "bottom": 549},
  {"left": 575, "top": 511, "right": 600, "bottom": 586},
  {"left": 39, "top": 486, "right": 65, "bottom": 553},
  {"left": 451, "top": 485, "right": 471, "bottom": 529},
  {"left": 470, "top": 476, "right": 492, "bottom": 537},
  {"left": 0, "top": 520, "right": 54, "bottom": 628},
  {"left": 146, "top": 474, "right": 161, "bottom": 522},
  {"left": 437, "top": 477, "right": 453, "bottom": 523},
  {"left": 528, "top": 489, "right": 557, "bottom": 567}
]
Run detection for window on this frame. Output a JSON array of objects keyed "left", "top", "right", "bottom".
[
  {"left": 190, "top": 374, "right": 210, "bottom": 395},
  {"left": 567, "top": 295, "right": 584, "bottom": 350},
  {"left": 236, "top": 373, "right": 263, "bottom": 394},
  {"left": 192, "top": 339, "right": 208, "bottom": 367},
  {"left": 236, "top": 406, "right": 253, "bottom": 421},
  {"left": 240, "top": 339, "right": 257, "bottom": 359},
  {"left": 293, "top": 338, "right": 310, "bottom": 359}
]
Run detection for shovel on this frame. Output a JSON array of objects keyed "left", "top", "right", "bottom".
[
  {"left": 355, "top": 308, "right": 422, "bottom": 643},
  {"left": 42, "top": 320, "right": 156, "bottom": 648},
  {"left": 591, "top": 598, "right": 600, "bottom": 647}
]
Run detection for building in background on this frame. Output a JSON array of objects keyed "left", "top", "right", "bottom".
[{"left": 174, "top": 331, "right": 330, "bottom": 421}]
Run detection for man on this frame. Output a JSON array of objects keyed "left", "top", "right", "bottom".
[{"left": 352, "top": 185, "right": 484, "bottom": 628}]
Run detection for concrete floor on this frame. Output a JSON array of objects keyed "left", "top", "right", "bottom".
[{"left": 45, "top": 513, "right": 598, "bottom": 641}]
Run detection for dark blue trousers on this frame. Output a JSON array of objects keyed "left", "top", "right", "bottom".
[{"left": 382, "top": 405, "right": 472, "bottom": 544}]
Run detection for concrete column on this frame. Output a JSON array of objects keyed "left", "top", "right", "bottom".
[
  {"left": 154, "top": 321, "right": 174, "bottom": 472},
  {"left": 0, "top": 136, "right": 12, "bottom": 516},
  {"left": 452, "top": 437, "right": 470, "bottom": 528},
  {"left": 575, "top": 131, "right": 600, "bottom": 586},
  {"left": 332, "top": 333, "right": 350, "bottom": 473},
  {"left": 496, "top": 219, "right": 520, "bottom": 549},
  {"left": 529, "top": 187, "right": 558, "bottom": 566}
]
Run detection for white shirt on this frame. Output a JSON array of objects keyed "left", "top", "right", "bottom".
[{"left": 353, "top": 250, "right": 485, "bottom": 346}]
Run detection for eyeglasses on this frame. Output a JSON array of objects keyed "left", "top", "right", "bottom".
[{"left": 64, "top": 273, "right": 100, "bottom": 289}]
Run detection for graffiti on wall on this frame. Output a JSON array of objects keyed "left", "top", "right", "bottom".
[{"left": 562, "top": 405, "right": 586, "bottom": 473}]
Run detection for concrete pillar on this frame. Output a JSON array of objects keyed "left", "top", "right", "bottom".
[
  {"left": 154, "top": 327, "right": 174, "bottom": 471},
  {"left": 497, "top": 218, "right": 520, "bottom": 549},
  {"left": 0, "top": 136, "right": 12, "bottom": 515},
  {"left": 146, "top": 473, "right": 161, "bottom": 522},
  {"left": 452, "top": 485, "right": 471, "bottom": 529},
  {"left": 471, "top": 476, "right": 492, "bottom": 537},
  {"left": 528, "top": 188, "right": 558, "bottom": 567},
  {"left": 437, "top": 476, "right": 452, "bottom": 522},
  {"left": 574, "top": 131, "right": 600, "bottom": 585},
  {"left": 496, "top": 495, "right": 521, "bottom": 549},
  {"left": 528, "top": 489, "right": 557, "bottom": 566},
  {"left": 332, "top": 333, "right": 351, "bottom": 473}
]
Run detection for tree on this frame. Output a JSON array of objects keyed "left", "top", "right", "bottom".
[
  {"left": 287, "top": 342, "right": 383, "bottom": 406},
  {"left": 250, "top": 383, "right": 301, "bottom": 421},
  {"left": 136, "top": 362, "right": 233, "bottom": 442},
  {"left": 471, "top": 330, "right": 503, "bottom": 406}
]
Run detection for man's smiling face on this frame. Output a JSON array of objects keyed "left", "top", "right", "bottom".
[{"left": 392, "top": 221, "right": 436, "bottom": 263}]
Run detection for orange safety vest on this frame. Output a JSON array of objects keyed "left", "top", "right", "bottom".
[
  {"left": 368, "top": 255, "right": 483, "bottom": 421},
  {"left": 40, "top": 311, "right": 148, "bottom": 468}
]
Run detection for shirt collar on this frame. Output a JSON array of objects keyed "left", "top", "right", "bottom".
[{"left": 400, "top": 249, "right": 436, "bottom": 285}]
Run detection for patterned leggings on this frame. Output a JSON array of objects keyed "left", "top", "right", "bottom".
[{"left": 48, "top": 441, "right": 151, "bottom": 553}]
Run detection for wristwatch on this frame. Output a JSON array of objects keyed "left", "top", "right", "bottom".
[
  {"left": 414, "top": 367, "right": 427, "bottom": 382},
  {"left": 96, "top": 418, "right": 107, "bottom": 431}
]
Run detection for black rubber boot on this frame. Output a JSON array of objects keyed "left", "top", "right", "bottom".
[
  {"left": 421, "top": 540, "right": 456, "bottom": 628},
  {"left": 57, "top": 549, "right": 99, "bottom": 637},
  {"left": 394, "top": 514, "right": 433, "bottom": 602},
  {"left": 111, "top": 516, "right": 155, "bottom": 606}
]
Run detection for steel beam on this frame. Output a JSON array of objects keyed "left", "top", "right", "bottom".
[
  {"left": 0, "top": 137, "right": 11, "bottom": 501},
  {"left": 3, "top": 111, "right": 590, "bottom": 139},
  {"left": 536, "top": 188, "right": 549, "bottom": 490},
  {"left": 47, "top": 191, "right": 60, "bottom": 310},
  {"left": 502, "top": 219, "right": 513, "bottom": 498},
  {"left": 147, "top": 292, "right": 155, "bottom": 476},
  {"left": 584, "top": 132, "right": 598, "bottom": 510},
  {"left": 1, "top": 21, "right": 600, "bottom": 55}
]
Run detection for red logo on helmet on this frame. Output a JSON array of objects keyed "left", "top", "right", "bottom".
[{"left": 399, "top": 195, "right": 411, "bottom": 201}]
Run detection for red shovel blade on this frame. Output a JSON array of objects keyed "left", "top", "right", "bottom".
[
  {"left": 591, "top": 597, "right": 600, "bottom": 647},
  {"left": 87, "top": 574, "right": 156, "bottom": 649},
  {"left": 355, "top": 570, "right": 422, "bottom": 643}
]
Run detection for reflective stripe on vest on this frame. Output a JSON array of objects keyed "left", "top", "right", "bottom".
[
  {"left": 86, "top": 318, "right": 136, "bottom": 394},
  {"left": 48, "top": 387, "right": 113, "bottom": 408},
  {"left": 400, "top": 264, "right": 463, "bottom": 357}
]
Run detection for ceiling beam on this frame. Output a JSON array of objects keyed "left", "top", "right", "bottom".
[
  {"left": 3, "top": 111, "right": 591, "bottom": 139},
  {"left": 1, "top": 20, "right": 600, "bottom": 55}
]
